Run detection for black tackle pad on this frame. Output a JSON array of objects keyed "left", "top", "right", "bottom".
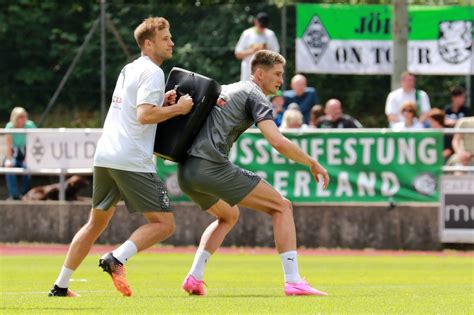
[{"left": 153, "top": 67, "right": 221, "bottom": 163}]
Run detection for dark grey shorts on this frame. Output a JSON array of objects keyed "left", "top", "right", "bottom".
[
  {"left": 92, "top": 166, "right": 171, "bottom": 213},
  {"left": 177, "top": 156, "right": 261, "bottom": 210}
]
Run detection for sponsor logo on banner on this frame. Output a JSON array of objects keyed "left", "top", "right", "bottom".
[
  {"left": 438, "top": 21, "right": 472, "bottom": 64},
  {"left": 26, "top": 132, "right": 101, "bottom": 169},
  {"left": 31, "top": 137, "right": 46, "bottom": 164},
  {"left": 165, "top": 173, "right": 183, "bottom": 197},
  {"left": 302, "top": 16, "right": 330, "bottom": 65},
  {"left": 440, "top": 175, "right": 474, "bottom": 243},
  {"left": 296, "top": 4, "right": 473, "bottom": 75},
  {"left": 413, "top": 173, "right": 437, "bottom": 196}
]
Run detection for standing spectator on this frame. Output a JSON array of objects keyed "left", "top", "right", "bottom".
[
  {"left": 270, "top": 92, "right": 285, "bottom": 127},
  {"left": 317, "top": 99, "right": 362, "bottom": 129},
  {"left": 283, "top": 74, "right": 319, "bottom": 124},
  {"left": 385, "top": 72, "right": 431, "bottom": 127},
  {"left": 426, "top": 108, "right": 454, "bottom": 162},
  {"left": 235, "top": 12, "right": 279, "bottom": 82},
  {"left": 309, "top": 104, "right": 324, "bottom": 128},
  {"left": 391, "top": 101, "right": 424, "bottom": 130},
  {"left": 447, "top": 117, "right": 474, "bottom": 168},
  {"left": 444, "top": 86, "right": 471, "bottom": 127},
  {"left": 3, "top": 107, "right": 36, "bottom": 200}
]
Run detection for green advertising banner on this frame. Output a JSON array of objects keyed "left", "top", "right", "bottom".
[
  {"left": 157, "top": 131, "right": 443, "bottom": 204},
  {"left": 296, "top": 4, "right": 473, "bottom": 74}
]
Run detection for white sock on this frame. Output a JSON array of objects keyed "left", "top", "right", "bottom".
[
  {"left": 189, "top": 249, "right": 211, "bottom": 281},
  {"left": 280, "top": 251, "right": 302, "bottom": 283},
  {"left": 112, "top": 240, "right": 138, "bottom": 264},
  {"left": 54, "top": 266, "right": 74, "bottom": 289}
]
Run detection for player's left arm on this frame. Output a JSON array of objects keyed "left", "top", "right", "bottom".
[{"left": 257, "top": 119, "right": 329, "bottom": 188}]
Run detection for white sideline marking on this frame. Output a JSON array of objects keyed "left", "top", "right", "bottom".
[{"left": 70, "top": 278, "right": 88, "bottom": 282}]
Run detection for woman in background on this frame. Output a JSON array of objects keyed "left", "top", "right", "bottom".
[
  {"left": 392, "top": 101, "right": 424, "bottom": 131},
  {"left": 3, "top": 107, "right": 36, "bottom": 200}
]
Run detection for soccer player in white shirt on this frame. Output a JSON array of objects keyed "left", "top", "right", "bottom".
[{"left": 48, "top": 17, "right": 193, "bottom": 297}]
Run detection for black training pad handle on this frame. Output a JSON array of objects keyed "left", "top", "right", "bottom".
[{"left": 153, "top": 67, "right": 221, "bottom": 163}]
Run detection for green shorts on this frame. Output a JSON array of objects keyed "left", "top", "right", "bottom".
[
  {"left": 177, "top": 156, "right": 261, "bottom": 210},
  {"left": 92, "top": 166, "right": 171, "bottom": 213}
]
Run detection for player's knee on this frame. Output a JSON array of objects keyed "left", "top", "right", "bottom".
[
  {"left": 274, "top": 198, "right": 293, "bottom": 216},
  {"left": 227, "top": 206, "right": 240, "bottom": 225},
  {"left": 84, "top": 220, "right": 108, "bottom": 235},
  {"left": 217, "top": 206, "right": 239, "bottom": 226}
]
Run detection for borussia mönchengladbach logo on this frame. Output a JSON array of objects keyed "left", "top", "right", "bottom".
[{"left": 302, "top": 16, "right": 330, "bottom": 65}]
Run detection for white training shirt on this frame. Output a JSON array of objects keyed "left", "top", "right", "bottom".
[
  {"left": 235, "top": 27, "right": 279, "bottom": 82},
  {"left": 94, "top": 56, "right": 165, "bottom": 173},
  {"left": 385, "top": 88, "right": 431, "bottom": 124}
]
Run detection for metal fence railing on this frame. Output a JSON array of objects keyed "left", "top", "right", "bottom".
[
  {"left": 0, "top": 128, "right": 101, "bottom": 201},
  {"left": 0, "top": 128, "right": 473, "bottom": 201}
]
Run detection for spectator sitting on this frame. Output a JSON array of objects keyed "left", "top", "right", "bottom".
[
  {"left": 280, "top": 108, "right": 308, "bottom": 130},
  {"left": 385, "top": 71, "right": 431, "bottom": 127},
  {"left": 287, "top": 102, "right": 300, "bottom": 111},
  {"left": 426, "top": 108, "right": 453, "bottom": 162},
  {"left": 283, "top": 74, "right": 319, "bottom": 124},
  {"left": 447, "top": 117, "right": 474, "bottom": 169},
  {"left": 309, "top": 104, "right": 324, "bottom": 128},
  {"left": 444, "top": 86, "right": 471, "bottom": 127},
  {"left": 270, "top": 92, "right": 285, "bottom": 127},
  {"left": 317, "top": 99, "right": 362, "bottom": 129},
  {"left": 392, "top": 101, "right": 424, "bottom": 130},
  {"left": 3, "top": 107, "right": 37, "bottom": 200},
  {"left": 235, "top": 12, "right": 280, "bottom": 82}
]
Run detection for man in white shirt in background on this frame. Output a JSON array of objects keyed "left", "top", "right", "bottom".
[
  {"left": 385, "top": 71, "right": 431, "bottom": 127},
  {"left": 48, "top": 16, "right": 193, "bottom": 298},
  {"left": 235, "top": 12, "right": 280, "bottom": 82}
]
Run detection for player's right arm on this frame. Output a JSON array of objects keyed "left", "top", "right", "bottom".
[
  {"left": 137, "top": 94, "right": 193, "bottom": 124},
  {"left": 257, "top": 119, "right": 329, "bottom": 188}
]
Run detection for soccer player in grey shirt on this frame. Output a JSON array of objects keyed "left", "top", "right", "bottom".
[{"left": 179, "top": 50, "right": 330, "bottom": 296}]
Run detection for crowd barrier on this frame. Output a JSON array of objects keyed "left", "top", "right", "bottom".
[
  {"left": 0, "top": 127, "right": 472, "bottom": 245},
  {"left": 0, "top": 128, "right": 474, "bottom": 202},
  {"left": 0, "top": 128, "right": 100, "bottom": 200}
]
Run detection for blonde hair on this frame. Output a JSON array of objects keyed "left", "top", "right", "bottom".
[
  {"left": 400, "top": 101, "right": 418, "bottom": 117},
  {"left": 134, "top": 17, "right": 169, "bottom": 49},
  {"left": 10, "top": 107, "right": 28, "bottom": 127},
  {"left": 251, "top": 50, "right": 286, "bottom": 74},
  {"left": 281, "top": 109, "right": 303, "bottom": 129}
]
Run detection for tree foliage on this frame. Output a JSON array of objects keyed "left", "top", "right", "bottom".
[{"left": 0, "top": 0, "right": 468, "bottom": 127}]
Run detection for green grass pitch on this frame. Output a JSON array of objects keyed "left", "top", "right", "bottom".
[{"left": 1, "top": 252, "right": 473, "bottom": 314}]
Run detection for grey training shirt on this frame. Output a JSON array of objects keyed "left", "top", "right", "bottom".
[{"left": 189, "top": 80, "right": 274, "bottom": 163}]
